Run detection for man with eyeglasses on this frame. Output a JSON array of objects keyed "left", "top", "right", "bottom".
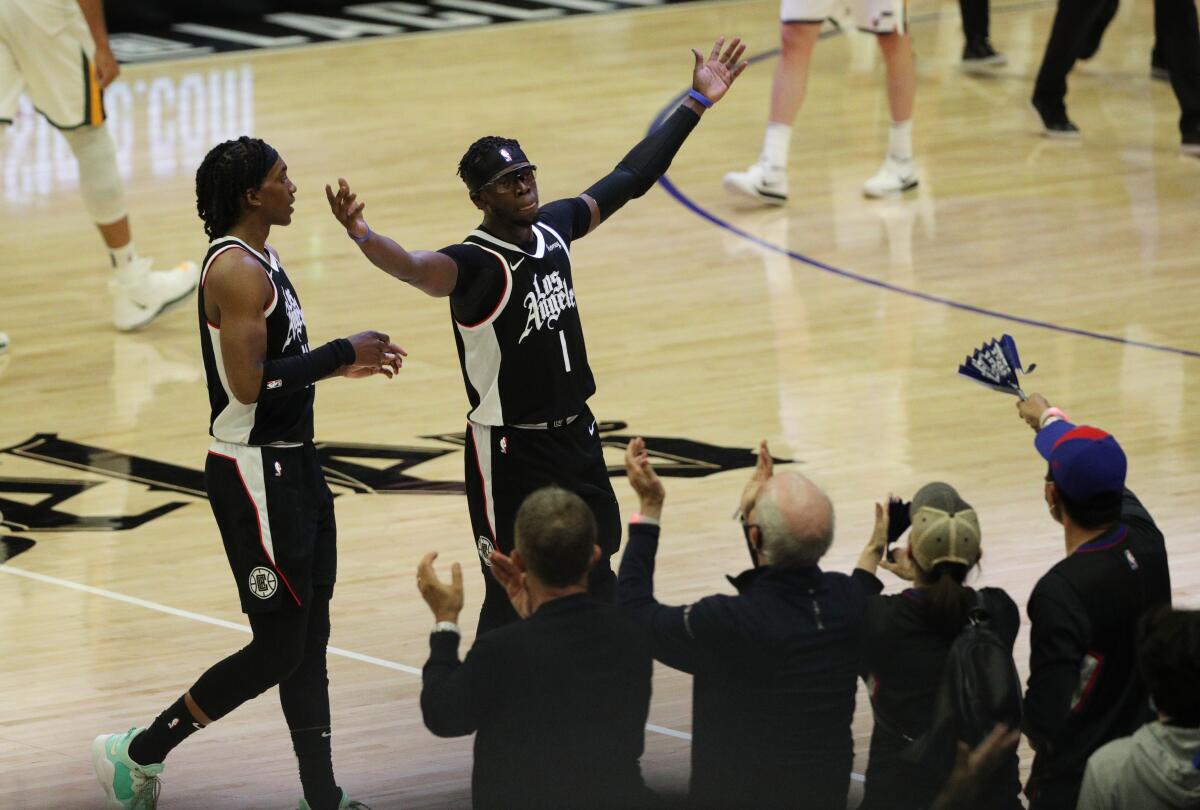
[{"left": 327, "top": 38, "right": 747, "bottom": 633}]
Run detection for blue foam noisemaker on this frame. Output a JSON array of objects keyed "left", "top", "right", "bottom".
[{"left": 957, "top": 334, "right": 1036, "bottom": 400}]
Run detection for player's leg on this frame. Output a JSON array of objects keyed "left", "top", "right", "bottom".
[
  {"left": 1031, "top": 0, "right": 1104, "bottom": 137},
  {"left": 464, "top": 423, "right": 522, "bottom": 633},
  {"left": 8, "top": 1, "right": 197, "bottom": 331},
  {"left": 723, "top": 12, "right": 824, "bottom": 206},
  {"left": 1156, "top": 0, "right": 1200, "bottom": 154},
  {"left": 94, "top": 445, "right": 315, "bottom": 808},
  {"left": 557, "top": 411, "right": 620, "bottom": 603},
  {"left": 958, "top": 0, "right": 1006, "bottom": 71},
  {"left": 863, "top": 15, "right": 920, "bottom": 198}
]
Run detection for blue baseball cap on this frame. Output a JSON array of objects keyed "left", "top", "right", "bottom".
[{"left": 1035, "top": 421, "right": 1127, "bottom": 501}]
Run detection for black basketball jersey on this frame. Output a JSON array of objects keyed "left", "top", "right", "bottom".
[
  {"left": 198, "top": 236, "right": 315, "bottom": 445},
  {"left": 440, "top": 199, "right": 596, "bottom": 426}
]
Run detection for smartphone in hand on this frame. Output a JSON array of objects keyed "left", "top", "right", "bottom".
[{"left": 885, "top": 497, "right": 911, "bottom": 562}]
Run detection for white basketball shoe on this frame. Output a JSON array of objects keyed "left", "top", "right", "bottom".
[
  {"left": 0, "top": 330, "right": 9, "bottom": 354},
  {"left": 723, "top": 162, "right": 789, "bottom": 206},
  {"left": 863, "top": 156, "right": 919, "bottom": 198},
  {"left": 111, "top": 259, "right": 200, "bottom": 332}
]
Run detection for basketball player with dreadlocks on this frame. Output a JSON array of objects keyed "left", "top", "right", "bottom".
[
  {"left": 327, "top": 38, "right": 747, "bottom": 634},
  {"left": 93, "top": 137, "right": 404, "bottom": 810}
]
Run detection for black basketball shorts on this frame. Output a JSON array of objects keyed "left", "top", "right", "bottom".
[
  {"left": 463, "top": 405, "right": 621, "bottom": 567},
  {"left": 205, "top": 440, "right": 336, "bottom": 614}
]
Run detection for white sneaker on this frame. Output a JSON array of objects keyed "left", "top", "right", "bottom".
[
  {"left": 723, "top": 163, "right": 789, "bottom": 206},
  {"left": 111, "top": 259, "right": 200, "bottom": 332},
  {"left": 0, "top": 331, "right": 9, "bottom": 354},
  {"left": 863, "top": 156, "right": 919, "bottom": 198}
]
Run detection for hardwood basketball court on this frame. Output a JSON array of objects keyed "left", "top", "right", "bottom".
[{"left": 1, "top": 0, "right": 1197, "bottom": 806}]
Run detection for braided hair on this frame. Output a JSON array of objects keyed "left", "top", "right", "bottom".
[
  {"left": 195, "top": 136, "right": 279, "bottom": 239},
  {"left": 457, "top": 135, "right": 521, "bottom": 191}
]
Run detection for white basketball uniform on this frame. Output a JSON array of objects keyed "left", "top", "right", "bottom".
[
  {"left": 780, "top": 0, "right": 906, "bottom": 34},
  {"left": 0, "top": 0, "right": 104, "bottom": 129}
]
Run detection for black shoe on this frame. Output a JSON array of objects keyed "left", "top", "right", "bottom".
[
  {"left": 1183, "top": 129, "right": 1200, "bottom": 157},
  {"left": 1030, "top": 97, "right": 1081, "bottom": 139},
  {"left": 1151, "top": 50, "right": 1169, "bottom": 82},
  {"left": 962, "top": 39, "right": 1007, "bottom": 72}
]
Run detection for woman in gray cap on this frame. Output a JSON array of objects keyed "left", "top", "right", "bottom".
[{"left": 854, "top": 482, "right": 1022, "bottom": 810}]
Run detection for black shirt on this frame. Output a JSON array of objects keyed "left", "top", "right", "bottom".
[
  {"left": 857, "top": 576, "right": 1022, "bottom": 810},
  {"left": 199, "top": 237, "right": 314, "bottom": 445},
  {"left": 617, "top": 522, "right": 876, "bottom": 810},
  {"left": 1023, "top": 489, "right": 1172, "bottom": 810},
  {"left": 439, "top": 198, "right": 596, "bottom": 426},
  {"left": 420, "top": 593, "right": 653, "bottom": 810}
]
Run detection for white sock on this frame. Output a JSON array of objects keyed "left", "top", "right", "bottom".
[
  {"left": 888, "top": 120, "right": 913, "bottom": 162},
  {"left": 760, "top": 122, "right": 793, "bottom": 170},
  {"left": 110, "top": 242, "right": 145, "bottom": 285}
]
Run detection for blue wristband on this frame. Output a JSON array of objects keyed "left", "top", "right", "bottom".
[
  {"left": 350, "top": 225, "right": 371, "bottom": 244},
  {"left": 687, "top": 89, "right": 713, "bottom": 109}
]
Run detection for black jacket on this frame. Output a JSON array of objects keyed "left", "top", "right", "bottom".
[
  {"left": 1023, "top": 489, "right": 1172, "bottom": 810},
  {"left": 420, "top": 593, "right": 654, "bottom": 810},
  {"left": 857, "top": 577, "right": 1023, "bottom": 810},
  {"left": 618, "top": 521, "right": 875, "bottom": 810}
]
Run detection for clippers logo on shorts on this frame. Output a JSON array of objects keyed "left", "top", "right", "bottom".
[
  {"left": 249, "top": 566, "right": 278, "bottom": 599},
  {"left": 476, "top": 535, "right": 495, "bottom": 566},
  {"left": 519, "top": 271, "right": 577, "bottom": 343}
]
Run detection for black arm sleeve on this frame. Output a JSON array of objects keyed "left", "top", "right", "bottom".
[
  {"left": 258, "top": 338, "right": 355, "bottom": 400},
  {"left": 584, "top": 105, "right": 701, "bottom": 220}
]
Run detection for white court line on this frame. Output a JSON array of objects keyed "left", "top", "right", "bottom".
[
  {"left": 1, "top": 564, "right": 873, "bottom": 781},
  {"left": 0, "top": 564, "right": 869, "bottom": 778}
]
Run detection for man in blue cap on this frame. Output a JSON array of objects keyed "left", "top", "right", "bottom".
[{"left": 1015, "top": 393, "right": 1173, "bottom": 810}]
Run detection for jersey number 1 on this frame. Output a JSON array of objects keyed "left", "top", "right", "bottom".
[{"left": 559, "top": 331, "right": 572, "bottom": 373}]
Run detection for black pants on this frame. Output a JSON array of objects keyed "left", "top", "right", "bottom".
[
  {"left": 1036, "top": 0, "right": 1200, "bottom": 134},
  {"left": 959, "top": 0, "right": 990, "bottom": 43},
  {"left": 463, "top": 407, "right": 620, "bottom": 634}
]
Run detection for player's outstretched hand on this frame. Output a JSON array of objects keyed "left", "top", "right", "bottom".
[
  {"left": 489, "top": 551, "right": 532, "bottom": 619},
  {"left": 345, "top": 330, "right": 407, "bottom": 379},
  {"left": 417, "top": 552, "right": 464, "bottom": 623},
  {"left": 691, "top": 36, "right": 748, "bottom": 105},
  {"left": 326, "top": 178, "right": 369, "bottom": 240}
]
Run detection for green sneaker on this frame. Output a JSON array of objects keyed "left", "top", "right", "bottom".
[
  {"left": 298, "top": 788, "right": 371, "bottom": 809},
  {"left": 91, "top": 728, "right": 163, "bottom": 809}
]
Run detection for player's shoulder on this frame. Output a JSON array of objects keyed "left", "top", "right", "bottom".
[
  {"left": 204, "top": 244, "right": 272, "bottom": 298},
  {"left": 537, "top": 197, "right": 588, "bottom": 233}
]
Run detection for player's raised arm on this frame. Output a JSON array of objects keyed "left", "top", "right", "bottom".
[
  {"left": 577, "top": 36, "right": 748, "bottom": 235},
  {"left": 326, "top": 178, "right": 460, "bottom": 298}
]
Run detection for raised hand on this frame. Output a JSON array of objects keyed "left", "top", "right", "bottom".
[
  {"left": 489, "top": 551, "right": 532, "bottom": 619},
  {"left": 345, "top": 330, "right": 407, "bottom": 379},
  {"left": 416, "top": 552, "right": 464, "bottom": 623},
  {"left": 691, "top": 36, "right": 749, "bottom": 105},
  {"left": 624, "top": 437, "right": 665, "bottom": 515},
  {"left": 326, "top": 178, "right": 368, "bottom": 239},
  {"left": 1017, "top": 392, "right": 1051, "bottom": 431},
  {"left": 736, "top": 439, "right": 773, "bottom": 519}
]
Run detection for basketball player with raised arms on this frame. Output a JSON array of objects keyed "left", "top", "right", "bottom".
[
  {"left": 93, "top": 137, "right": 404, "bottom": 810},
  {"left": 326, "top": 38, "right": 747, "bottom": 634}
]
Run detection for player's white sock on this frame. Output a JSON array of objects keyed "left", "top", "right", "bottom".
[
  {"left": 888, "top": 120, "right": 913, "bottom": 162},
  {"left": 110, "top": 242, "right": 146, "bottom": 285},
  {"left": 760, "top": 122, "right": 793, "bottom": 171}
]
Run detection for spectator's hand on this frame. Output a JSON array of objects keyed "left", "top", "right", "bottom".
[
  {"left": 932, "top": 725, "right": 1022, "bottom": 809},
  {"left": 417, "top": 552, "right": 463, "bottom": 623},
  {"left": 737, "top": 440, "right": 773, "bottom": 519},
  {"left": 1017, "top": 392, "right": 1051, "bottom": 432},
  {"left": 624, "top": 437, "right": 665, "bottom": 520},
  {"left": 856, "top": 500, "right": 889, "bottom": 574},
  {"left": 489, "top": 551, "right": 532, "bottom": 619},
  {"left": 879, "top": 544, "right": 918, "bottom": 582}
]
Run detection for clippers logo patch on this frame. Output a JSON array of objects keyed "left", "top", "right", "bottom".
[
  {"left": 248, "top": 566, "right": 278, "bottom": 599},
  {"left": 476, "top": 535, "right": 495, "bottom": 566}
]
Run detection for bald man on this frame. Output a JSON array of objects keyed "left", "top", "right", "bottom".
[{"left": 618, "top": 438, "right": 880, "bottom": 810}]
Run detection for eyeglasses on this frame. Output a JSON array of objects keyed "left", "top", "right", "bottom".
[{"left": 485, "top": 167, "right": 536, "bottom": 194}]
